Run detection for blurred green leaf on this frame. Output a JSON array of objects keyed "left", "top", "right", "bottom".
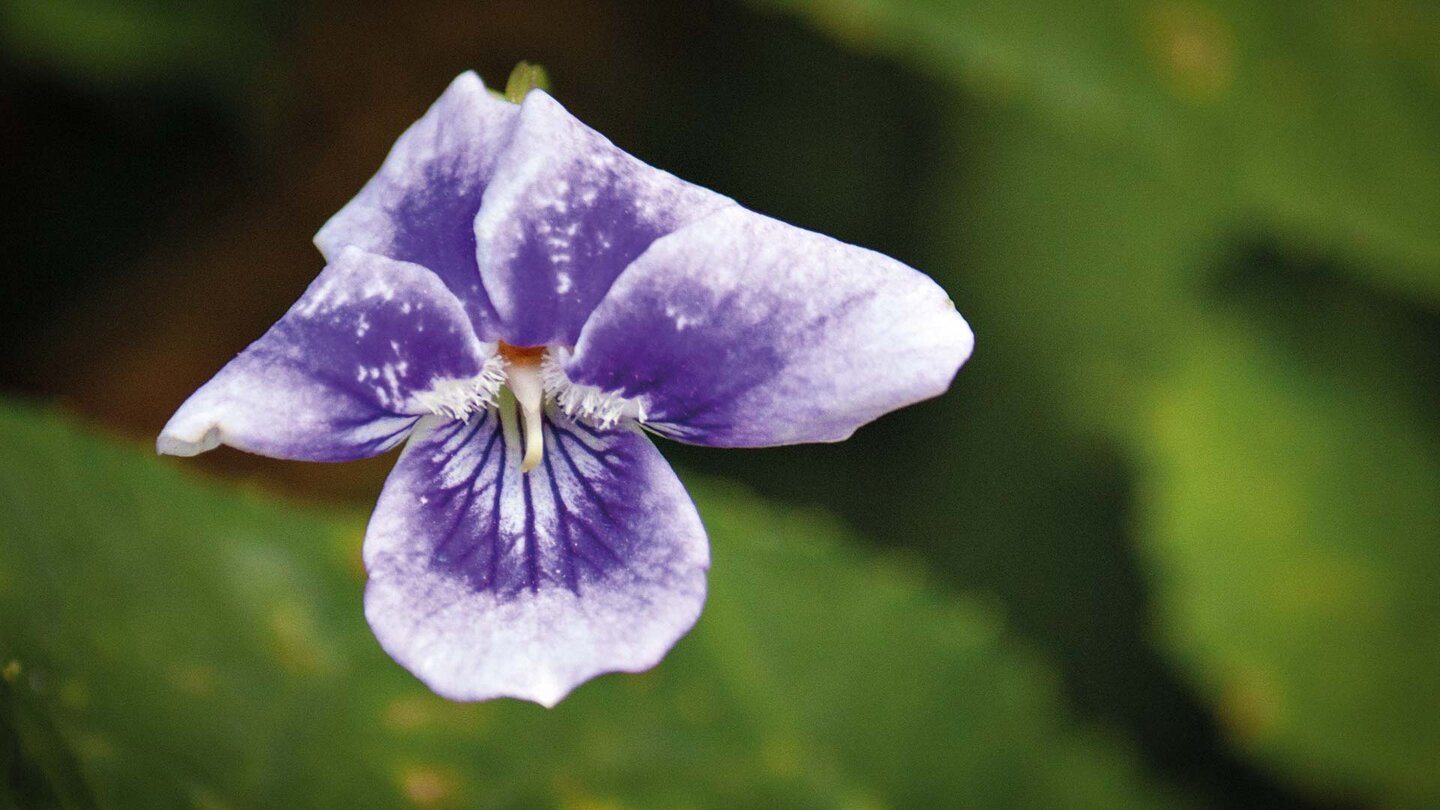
[
  {"left": 0, "top": 0, "right": 281, "bottom": 99},
  {"left": 758, "top": 0, "right": 1440, "bottom": 303},
  {"left": 0, "top": 401, "right": 1174, "bottom": 808},
  {"left": 1, "top": 679, "right": 96, "bottom": 810},
  {"left": 928, "top": 97, "right": 1440, "bottom": 804},
  {"left": 1134, "top": 306, "right": 1440, "bottom": 807},
  {"left": 940, "top": 105, "right": 1224, "bottom": 432}
]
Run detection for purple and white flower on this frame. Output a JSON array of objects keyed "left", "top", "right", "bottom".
[{"left": 158, "top": 71, "right": 973, "bottom": 706}]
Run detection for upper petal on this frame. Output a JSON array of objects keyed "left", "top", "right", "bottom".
[
  {"left": 363, "top": 409, "right": 709, "bottom": 706},
  {"left": 474, "top": 90, "right": 734, "bottom": 347},
  {"left": 314, "top": 71, "right": 519, "bottom": 337},
  {"left": 563, "top": 206, "right": 974, "bottom": 447},
  {"left": 158, "top": 248, "right": 494, "bottom": 461}
]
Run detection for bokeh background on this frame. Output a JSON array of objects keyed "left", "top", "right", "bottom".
[{"left": 2, "top": 0, "right": 1438, "bottom": 807}]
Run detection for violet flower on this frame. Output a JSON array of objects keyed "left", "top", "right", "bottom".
[{"left": 158, "top": 72, "right": 973, "bottom": 706}]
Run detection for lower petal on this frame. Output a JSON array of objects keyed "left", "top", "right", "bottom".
[{"left": 363, "top": 410, "right": 709, "bottom": 706}]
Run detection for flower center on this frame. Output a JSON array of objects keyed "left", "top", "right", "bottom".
[
  {"left": 413, "top": 342, "right": 647, "bottom": 474},
  {"left": 498, "top": 342, "right": 547, "bottom": 473},
  {"left": 497, "top": 342, "right": 546, "bottom": 364}
]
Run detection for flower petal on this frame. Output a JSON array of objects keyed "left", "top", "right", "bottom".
[
  {"left": 564, "top": 206, "right": 974, "bottom": 446},
  {"left": 363, "top": 409, "right": 709, "bottom": 706},
  {"left": 158, "top": 248, "right": 493, "bottom": 461},
  {"left": 314, "top": 71, "right": 519, "bottom": 336},
  {"left": 474, "top": 90, "right": 734, "bottom": 347}
]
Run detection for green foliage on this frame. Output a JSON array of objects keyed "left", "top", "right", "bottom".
[
  {"left": 0, "top": 0, "right": 283, "bottom": 98},
  {"left": 0, "top": 402, "right": 1171, "bottom": 808},
  {"left": 1136, "top": 307, "right": 1440, "bottom": 806},
  {"left": 758, "top": 0, "right": 1440, "bottom": 302},
  {"left": 942, "top": 105, "right": 1223, "bottom": 431},
  {"left": 757, "top": 1, "right": 1440, "bottom": 804}
]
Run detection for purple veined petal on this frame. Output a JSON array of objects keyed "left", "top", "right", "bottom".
[
  {"left": 314, "top": 71, "right": 519, "bottom": 337},
  {"left": 474, "top": 90, "right": 735, "bottom": 347},
  {"left": 363, "top": 408, "right": 709, "bottom": 706},
  {"left": 563, "top": 205, "right": 974, "bottom": 447},
  {"left": 158, "top": 248, "right": 496, "bottom": 462}
]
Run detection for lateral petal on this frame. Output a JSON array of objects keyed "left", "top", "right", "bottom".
[
  {"left": 158, "top": 248, "right": 494, "bottom": 461},
  {"left": 564, "top": 206, "right": 974, "bottom": 446},
  {"left": 363, "top": 410, "right": 709, "bottom": 706},
  {"left": 474, "top": 90, "right": 733, "bottom": 347},
  {"left": 315, "top": 71, "right": 519, "bottom": 336}
]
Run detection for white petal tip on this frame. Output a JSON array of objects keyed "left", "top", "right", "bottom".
[
  {"left": 156, "top": 426, "right": 220, "bottom": 457},
  {"left": 418, "top": 671, "right": 574, "bottom": 708}
]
